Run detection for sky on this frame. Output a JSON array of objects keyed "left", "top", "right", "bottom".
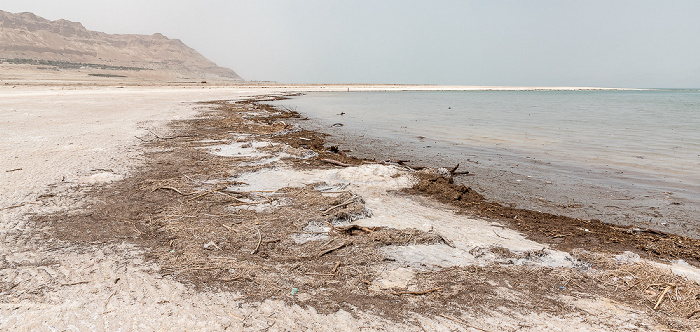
[{"left": 2, "top": 0, "right": 700, "bottom": 88}]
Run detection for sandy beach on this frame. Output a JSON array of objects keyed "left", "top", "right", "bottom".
[{"left": 1, "top": 84, "right": 700, "bottom": 331}]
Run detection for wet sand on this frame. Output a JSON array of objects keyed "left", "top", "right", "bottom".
[{"left": 1, "top": 84, "right": 700, "bottom": 330}]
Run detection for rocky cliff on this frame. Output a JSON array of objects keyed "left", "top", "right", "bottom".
[{"left": 0, "top": 10, "right": 243, "bottom": 80}]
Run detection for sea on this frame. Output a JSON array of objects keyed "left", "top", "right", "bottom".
[{"left": 269, "top": 90, "right": 700, "bottom": 237}]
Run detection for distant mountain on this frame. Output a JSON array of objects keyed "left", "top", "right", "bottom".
[{"left": 0, "top": 10, "right": 243, "bottom": 81}]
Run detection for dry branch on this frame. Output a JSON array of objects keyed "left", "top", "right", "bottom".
[
  {"left": 334, "top": 225, "right": 384, "bottom": 234},
  {"left": 104, "top": 290, "right": 117, "bottom": 309},
  {"left": 393, "top": 287, "right": 442, "bottom": 296},
  {"left": 317, "top": 241, "right": 352, "bottom": 257},
  {"left": 153, "top": 186, "right": 194, "bottom": 196},
  {"left": 654, "top": 283, "right": 676, "bottom": 310},
  {"left": 1, "top": 202, "right": 41, "bottom": 210},
  {"left": 187, "top": 186, "right": 228, "bottom": 201},
  {"left": 321, "top": 159, "right": 351, "bottom": 167},
  {"left": 437, "top": 314, "right": 492, "bottom": 332},
  {"left": 229, "top": 200, "right": 269, "bottom": 207},
  {"left": 148, "top": 130, "right": 194, "bottom": 140},
  {"left": 251, "top": 227, "right": 262, "bottom": 254},
  {"left": 61, "top": 281, "right": 89, "bottom": 286},
  {"left": 688, "top": 310, "right": 700, "bottom": 319},
  {"left": 322, "top": 196, "right": 358, "bottom": 215}
]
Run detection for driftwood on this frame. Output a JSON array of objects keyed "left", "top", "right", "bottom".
[
  {"left": 251, "top": 227, "right": 262, "bottom": 254},
  {"left": 331, "top": 261, "right": 341, "bottom": 274},
  {"left": 385, "top": 159, "right": 410, "bottom": 165},
  {"left": 334, "top": 225, "right": 384, "bottom": 235},
  {"left": 153, "top": 186, "right": 194, "bottom": 196},
  {"left": 448, "top": 164, "right": 470, "bottom": 176},
  {"left": 187, "top": 186, "right": 228, "bottom": 201},
  {"left": 437, "top": 233, "right": 456, "bottom": 248},
  {"left": 322, "top": 196, "right": 358, "bottom": 215},
  {"left": 104, "top": 290, "right": 117, "bottom": 309},
  {"left": 321, "top": 159, "right": 351, "bottom": 167},
  {"left": 61, "top": 281, "right": 89, "bottom": 287},
  {"left": 317, "top": 241, "right": 352, "bottom": 257},
  {"left": 148, "top": 130, "right": 195, "bottom": 140},
  {"left": 437, "top": 314, "right": 493, "bottom": 332},
  {"left": 306, "top": 261, "right": 342, "bottom": 277},
  {"left": 653, "top": 283, "right": 676, "bottom": 310},
  {"left": 229, "top": 200, "right": 269, "bottom": 207},
  {"left": 393, "top": 287, "right": 442, "bottom": 296},
  {"left": 688, "top": 309, "right": 700, "bottom": 319}
]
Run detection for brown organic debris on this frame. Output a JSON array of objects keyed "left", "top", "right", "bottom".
[{"left": 30, "top": 97, "right": 700, "bottom": 330}]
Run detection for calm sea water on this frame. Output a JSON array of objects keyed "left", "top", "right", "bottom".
[{"left": 269, "top": 90, "right": 700, "bottom": 232}]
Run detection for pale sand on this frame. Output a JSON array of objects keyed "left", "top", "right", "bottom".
[{"left": 0, "top": 85, "right": 694, "bottom": 330}]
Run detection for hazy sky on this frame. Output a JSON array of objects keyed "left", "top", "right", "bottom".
[{"left": 3, "top": 1, "right": 700, "bottom": 88}]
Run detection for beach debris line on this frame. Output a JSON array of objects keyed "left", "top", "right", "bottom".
[
  {"left": 39, "top": 97, "right": 700, "bottom": 329},
  {"left": 409, "top": 165, "right": 700, "bottom": 266}
]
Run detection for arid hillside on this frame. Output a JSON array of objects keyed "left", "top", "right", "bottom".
[{"left": 0, "top": 10, "right": 243, "bottom": 81}]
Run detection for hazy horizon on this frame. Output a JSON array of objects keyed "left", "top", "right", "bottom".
[{"left": 2, "top": 1, "right": 700, "bottom": 88}]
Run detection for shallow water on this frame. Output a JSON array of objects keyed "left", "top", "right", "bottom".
[{"left": 270, "top": 90, "right": 700, "bottom": 237}]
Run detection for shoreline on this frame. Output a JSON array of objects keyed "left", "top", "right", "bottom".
[
  {"left": 1, "top": 85, "right": 700, "bottom": 330},
  {"left": 265, "top": 97, "right": 700, "bottom": 266},
  {"left": 271, "top": 91, "right": 700, "bottom": 240},
  {"left": 1, "top": 68, "right": 649, "bottom": 90}
]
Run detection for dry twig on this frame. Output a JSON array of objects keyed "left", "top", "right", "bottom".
[
  {"left": 321, "top": 159, "right": 351, "bottom": 167},
  {"left": 322, "top": 196, "right": 357, "bottom": 215},
  {"left": 318, "top": 241, "right": 352, "bottom": 257},
  {"left": 104, "top": 290, "right": 117, "bottom": 309},
  {"left": 334, "top": 225, "right": 383, "bottom": 234},
  {"left": 153, "top": 187, "right": 194, "bottom": 196},
  {"left": 61, "top": 281, "right": 89, "bottom": 286},
  {"left": 437, "top": 314, "right": 492, "bottom": 332},
  {"left": 653, "top": 283, "right": 676, "bottom": 310},
  {"left": 688, "top": 309, "right": 700, "bottom": 319},
  {"left": 393, "top": 287, "right": 442, "bottom": 296},
  {"left": 188, "top": 186, "right": 228, "bottom": 201},
  {"left": 251, "top": 227, "right": 262, "bottom": 254}
]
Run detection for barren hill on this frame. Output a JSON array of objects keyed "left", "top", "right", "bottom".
[{"left": 0, "top": 10, "right": 243, "bottom": 81}]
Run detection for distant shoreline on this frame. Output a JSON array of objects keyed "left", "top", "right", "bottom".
[{"left": 0, "top": 67, "right": 653, "bottom": 90}]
